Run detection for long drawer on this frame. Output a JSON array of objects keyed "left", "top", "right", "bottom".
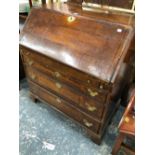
[
  {"left": 25, "top": 66, "right": 105, "bottom": 119},
  {"left": 21, "top": 47, "right": 110, "bottom": 100},
  {"left": 29, "top": 80, "right": 101, "bottom": 133}
]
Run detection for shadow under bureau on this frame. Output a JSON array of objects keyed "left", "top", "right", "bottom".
[{"left": 19, "top": 3, "right": 134, "bottom": 144}]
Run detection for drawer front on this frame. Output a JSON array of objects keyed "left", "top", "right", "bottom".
[
  {"left": 29, "top": 81, "right": 100, "bottom": 133},
  {"left": 21, "top": 48, "right": 110, "bottom": 99},
  {"left": 22, "top": 54, "right": 107, "bottom": 103},
  {"left": 25, "top": 66, "right": 104, "bottom": 119}
]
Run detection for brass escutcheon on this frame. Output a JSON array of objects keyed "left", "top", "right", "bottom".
[
  {"left": 83, "top": 119, "right": 93, "bottom": 127},
  {"left": 67, "top": 16, "right": 76, "bottom": 23}
]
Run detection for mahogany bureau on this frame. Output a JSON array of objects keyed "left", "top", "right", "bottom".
[{"left": 19, "top": 3, "right": 134, "bottom": 144}]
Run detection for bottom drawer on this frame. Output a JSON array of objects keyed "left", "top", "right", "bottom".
[{"left": 28, "top": 80, "right": 101, "bottom": 133}]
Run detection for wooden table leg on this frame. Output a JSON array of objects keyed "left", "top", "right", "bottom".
[
  {"left": 30, "top": 93, "right": 38, "bottom": 103},
  {"left": 112, "top": 133, "right": 125, "bottom": 155}
]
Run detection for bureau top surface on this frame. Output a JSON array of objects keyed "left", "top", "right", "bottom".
[{"left": 20, "top": 4, "right": 134, "bottom": 83}]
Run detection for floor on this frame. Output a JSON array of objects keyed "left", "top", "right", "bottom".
[{"left": 19, "top": 79, "right": 125, "bottom": 155}]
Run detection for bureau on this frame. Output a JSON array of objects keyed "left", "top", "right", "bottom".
[{"left": 19, "top": 3, "right": 134, "bottom": 144}]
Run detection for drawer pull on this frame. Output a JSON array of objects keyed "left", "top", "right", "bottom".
[
  {"left": 87, "top": 80, "right": 90, "bottom": 84},
  {"left": 83, "top": 119, "right": 93, "bottom": 127},
  {"left": 56, "top": 97, "right": 61, "bottom": 103},
  {"left": 88, "top": 88, "right": 98, "bottom": 97},
  {"left": 85, "top": 102, "right": 96, "bottom": 112},
  {"left": 55, "top": 82, "right": 62, "bottom": 89},
  {"left": 31, "top": 74, "right": 36, "bottom": 80},
  {"left": 28, "top": 60, "right": 34, "bottom": 66},
  {"left": 55, "top": 72, "right": 61, "bottom": 78},
  {"left": 87, "top": 105, "right": 96, "bottom": 112},
  {"left": 99, "top": 85, "right": 103, "bottom": 89},
  {"left": 124, "top": 116, "right": 130, "bottom": 123}
]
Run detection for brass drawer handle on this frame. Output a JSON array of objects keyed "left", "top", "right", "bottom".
[
  {"left": 87, "top": 80, "right": 90, "bottom": 84},
  {"left": 28, "top": 60, "right": 34, "bottom": 66},
  {"left": 83, "top": 119, "right": 93, "bottom": 127},
  {"left": 99, "top": 85, "right": 103, "bottom": 89},
  {"left": 124, "top": 117, "right": 130, "bottom": 123},
  {"left": 88, "top": 88, "right": 98, "bottom": 97},
  {"left": 87, "top": 105, "right": 96, "bottom": 112},
  {"left": 55, "top": 82, "right": 62, "bottom": 89},
  {"left": 85, "top": 102, "right": 96, "bottom": 112},
  {"left": 31, "top": 74, "right": 36, "bottom": 80},
  {"left": 56, "top": 97, "right": 61, "bottom": 103},
  {"left": 55, "top": 72, "right": 61, "bottom": 78}
]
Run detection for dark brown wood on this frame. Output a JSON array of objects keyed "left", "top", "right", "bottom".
[
  {"left": 29, "top": 0, "right": 33, "bottom": 8},
  {"left": 19, "top": 3, "right": 134, "bottom": 144},
  {"left": 20, "top": 7, "right": 134, "bottom": 83},
  {"left": 119, "top": 92, "right": 135, "bottom": 135},
  {"left": 112, "top": 90, "right": 135, "bottom": 154},
  {"left": 29, "top": 81, "right": 100, "bottom": 133},
  {"left": 21, "top": 47, "right": 110, "bottom": 100},
  {"left": 25, "top": 65, "right": 105, "bottom": 119},
  {"left": 108, "top": 0, "right": 134, "bottom": 9},
  {"left": 112, "top": 133, "right": 125, "bottom": 154},
  {"left": 121, "top": 143, "right": 135, "bottom": 155},
  {"left": 19, "top": 52, "right": 25, "bottom": 80},
  {"left": 19, "top": 16, "right": 26, "bottom": 80}
]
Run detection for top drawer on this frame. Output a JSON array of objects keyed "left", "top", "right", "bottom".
[{"left": 21, "top": 47, "right": 110, "bottom": 101}]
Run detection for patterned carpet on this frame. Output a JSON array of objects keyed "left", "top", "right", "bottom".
[{"left": 19, "top": 79, "right": 125, "bottom": 155}]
